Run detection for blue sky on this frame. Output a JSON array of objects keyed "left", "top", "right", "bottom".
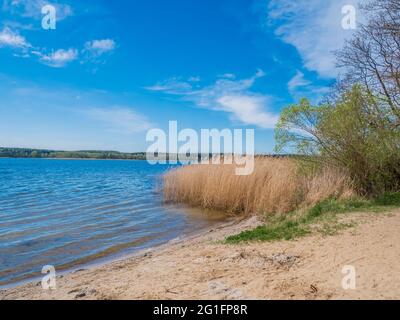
[{"left": 0, "top": 0, "right": 359, "bottom": 153}]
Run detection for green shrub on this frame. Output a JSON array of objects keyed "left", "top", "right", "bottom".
[
  {"left": 275, "top": 86, "right": 400, "bottom": 196},
  {"left": 374, "top": 192, "right": 400, "bottom": 206}
]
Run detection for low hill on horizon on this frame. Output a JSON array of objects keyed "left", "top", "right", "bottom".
[{"left": 0, "top": 147, "right": 147, "bottom": 160}]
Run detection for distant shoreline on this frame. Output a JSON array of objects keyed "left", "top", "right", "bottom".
[
  {"left": 0, "top": 157, "right": 146, "bottom": 161},
  {"left": 0, "top": 147, "right": 295, "bottom": 161},
  {"left": 0, "top": 147, "right": 148, "bottom": 161}
]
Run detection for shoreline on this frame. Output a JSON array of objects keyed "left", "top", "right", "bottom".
[
  {"left": 0, "top": 215, "right": 241, "bottom": 290},
  {"left": 2, "top": 209, "right": 400, "bottom": 300}
]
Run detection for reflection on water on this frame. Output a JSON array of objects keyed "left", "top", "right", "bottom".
[{"left": 0, "top": 158, "right": 227, "bottom": 286}]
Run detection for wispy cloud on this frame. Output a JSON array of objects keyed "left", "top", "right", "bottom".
[
  {"left": 1, "top": 19, "right": 35, "bottom": 30},
  {"left": 146, "top": 70, "right": 279, "bottom": 129},
  {"left": 0, "top": 24, "right": 116, "bottom": 68},
  {"left": 84, "top": 39, "right": 116, "bottom": 57},
  {"left": 2, "top": 0, "right": 73, "bottom": 21},
  {"left": 218, "top": 73, "right": 236, "bottom": 80},
  {"left": 288, "top": 70, "right": 311, "bottom": 92},
  {"left": 145, "top": 77, "right": 194, "bottom": 95},
  {"left": 81, "top": 39, "right": 116, "bottom": 68},
  {"left": 0, "top": 26, "right": 30, "bottom": 48},
  {"left": 287, "top": 70, "right": 330, "bottom": 102},
  {"left": 35, "top": 48, "right": 78, "bottom": 68},
  {"left": 0, "top": 1, "right": 115, "bottom": 69},
  {"left": 217, "top": 95, "right": 278, "bottom": 129},
  {"left": 85, "top": 107, "right": 154, "bottom": 134},
  {"left": 0, "top": 76, "right": 154, "bottom": 151},
  {"left": 267, "top": 0, "right": 361, "bottom": 78}
]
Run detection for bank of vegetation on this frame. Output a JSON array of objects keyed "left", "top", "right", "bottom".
[
  {"left": 164, "top": 0, "right": 400, "bottom": 241},
  {"left": 164, "top": 158, "right": 354, "bottom": 215},
  {"left": 0, "top": 148, "right": 147, "bottom": 160}
]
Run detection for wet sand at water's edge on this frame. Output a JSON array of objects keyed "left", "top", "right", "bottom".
[{"left": 2, "top": 209, "right": 400, "bottom": 300}]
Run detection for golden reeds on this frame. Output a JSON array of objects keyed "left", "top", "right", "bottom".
[{"left": 163, "top": 157, "right": 355, "bottom": 215}]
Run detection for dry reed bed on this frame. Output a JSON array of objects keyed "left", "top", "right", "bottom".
[{"left": 163, "top": 158, "right": 355, "bottom": 215}]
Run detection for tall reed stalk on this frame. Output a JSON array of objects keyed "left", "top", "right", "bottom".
[{"left": 163, "top": 158, "right": 355, "bottom": 215}]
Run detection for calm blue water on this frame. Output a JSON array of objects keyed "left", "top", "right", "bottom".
[{"left": 0, "top": 158, "right": 225, "bottom": 286}]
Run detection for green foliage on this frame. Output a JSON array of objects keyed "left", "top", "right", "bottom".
[
  {"left": 374, "top": 192, "right": 400, "bottom": 206},
  {"left": 275, "top": 98, "right": 328, "bottom": 155},
  {"left": 225, "top": 193, "right": 399, "bottom": 244},
  {"left": 226, "top": 220, "right": 310, "bottom": 243},
  {"left": 302, "top": 198, "right": 368, "bottom": 222},
  {"left": 275, "top": 85, "right": 400, "bottom": 195}
]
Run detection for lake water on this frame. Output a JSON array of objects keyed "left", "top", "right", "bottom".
[{"left": 0, "top": 158, "right": 226, "bottom": 286}]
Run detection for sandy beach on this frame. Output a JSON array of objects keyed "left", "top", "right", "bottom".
[{"left": 1, "top": 208, "right": 400, "bottom": 300}]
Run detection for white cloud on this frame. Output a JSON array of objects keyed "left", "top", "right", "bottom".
[
  {"left": 267, "top": 0, "right": 361, "bottom": 78},
  {"left": 147, "top": 70, "right": 279, "bottom": 129},
  {"left": 288, "top": 70, "right": 311, "bottom": 92},
  {"left": 85, "top": 107, "right": 154, "bottom": 134},
  {"left": 37, "top": 48, "right": 78, "bottom": 67},
  {"left": 0, "top": 32, "right": 116, "bottom": 68},
  {"left": 185, "top": 69, "right": 265, "bottom": 107},
  {"left": 0, "top": 27, "right": 30, "bottom": 48},
  {"left": 145, "top": 77, "right": 194, "bottom": 94},
  {"left": 1, "top": 4, "right": 116, "bottom": 69},
  {"left": 218, "top": 73, "right": 236, "bottom": 80},
  {"left": 217, "top": 95, "right": 279, "bottom": 129},
  {"left": 287, "top": 70, "right": 330, "bottom": 102},
  {"left": 2, "top": 20, "right": 35, "bottom": 31},
  {"left": 84, "top": 39, "right": 116, "bottom": 56},
  {"left": 0, "top": 3, "right": 116, "bottom": 69},
  {"left": 2, "top": 0, "right": 73, "bottom": 21},
  {"left": 0, "top": 27, "right": 78, "bottom": 68}
]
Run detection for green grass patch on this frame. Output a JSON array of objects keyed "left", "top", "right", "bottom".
[
  {"left": 226, "top": 220, "right": 310, "bottom": 243},
  {"left": 373, "top": 192, "right": 400, "bottom": 206},
  {"left": 225, "top": 193, "right": 400, "bottom": 244}
]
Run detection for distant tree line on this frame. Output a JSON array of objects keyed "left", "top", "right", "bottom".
[
  {"left": 0, "top": 148, "right": 148, "bottom": 160},
  {"left": 0, "top": 148, "right": 297, "bottom": 161}
]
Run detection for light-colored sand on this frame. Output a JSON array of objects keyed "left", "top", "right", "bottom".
[{"left": 1, "top": 209, "right": 400, "bottom": 300}]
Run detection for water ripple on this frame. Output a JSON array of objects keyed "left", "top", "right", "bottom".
[{"left": 0, "top": 159, "right": 226, "bottom": 286}]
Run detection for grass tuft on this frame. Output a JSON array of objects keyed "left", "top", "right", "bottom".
[
  {"left": 225, "top": 194, "right": 399, "bottom": 244},
  {"left": 374, "top": 192, "right": 400, "bottom": 206},
  {"left": 226, "top": 221, "right": 310, "bottom": 243}
]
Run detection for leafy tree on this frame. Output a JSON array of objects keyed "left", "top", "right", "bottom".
[
  {"left": 275, "top": 86, "right": 400, "bottom": 195},
  {"left": 277, "top": 0, "right": 400, "bottom": 195}
]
